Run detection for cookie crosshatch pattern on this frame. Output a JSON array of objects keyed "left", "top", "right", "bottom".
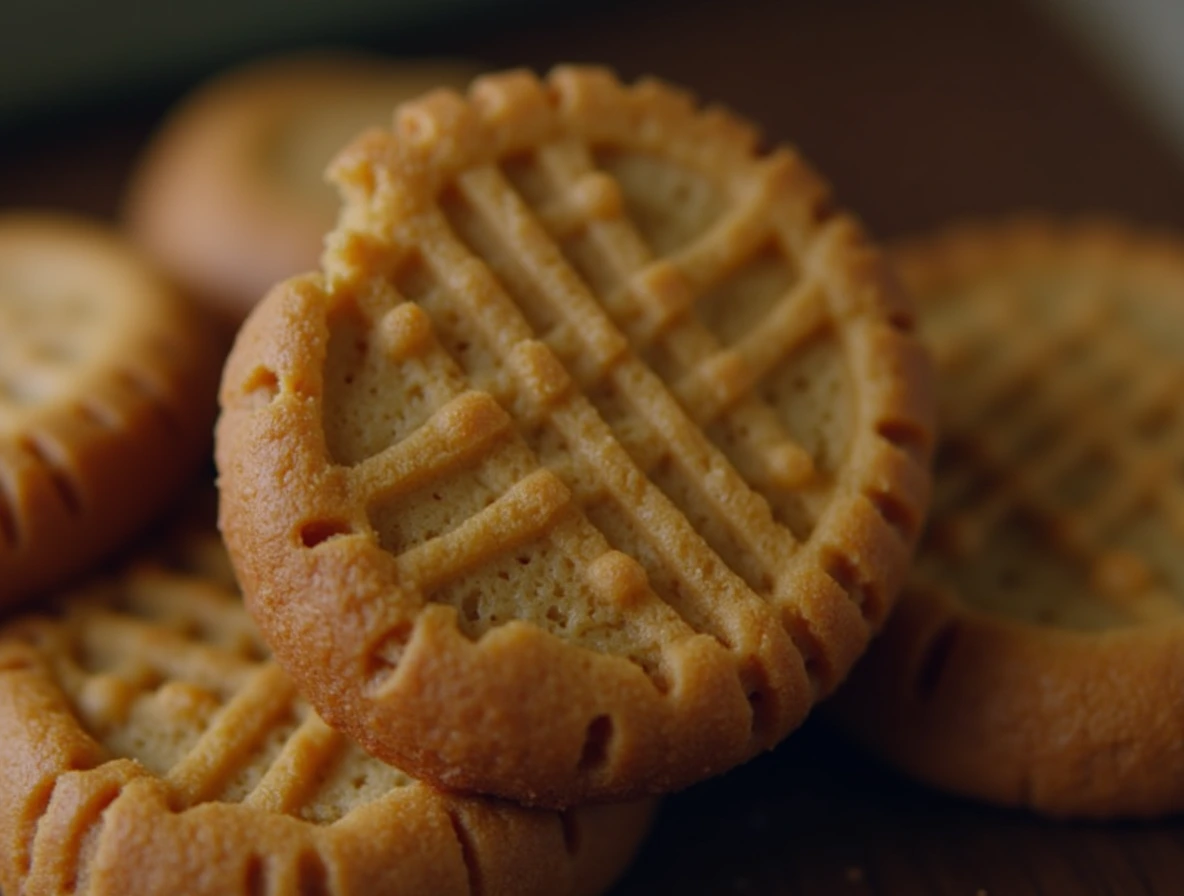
[
  {"left": 832, "top": 220, "right": 1184, "bottom": 818},
  {"left": 0, "top": 529, "right": 655, "bottom": 896},
  {"left": 217, "top": 67, "right": 935, "bottom": 807}
]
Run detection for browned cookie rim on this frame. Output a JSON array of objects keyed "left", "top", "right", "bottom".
[
  {"left": 217, "top": 66, "right": 935, "bottom": 807},
  {"left": 831, "top": 216, "right": 1184, "bottom": 818}
]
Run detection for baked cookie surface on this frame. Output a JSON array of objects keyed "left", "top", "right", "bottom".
[
  {"left": 0, "top": 213, "right": 218, "bottom": 608},
  {"left": 217, "top": 66, "right": 935, "bottom": 806},
  {"left": 831, "top": 218, "right": 1184, "bottom": 817},
  {"left": 0, "top": 526, "right": 655, "bottom": 896},
  {"left": 125, "top": 52, "right": 481, "bottom": 322}
]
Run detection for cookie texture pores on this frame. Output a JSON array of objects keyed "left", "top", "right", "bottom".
[
  {"left": 0, "top": 530, "right": 655, "bottom": 896},
  {"left": 0, "top": 214, "right": 219, "bottom": 608},
  {"left": 831, "top": 219, "right": 1184, "bottom": 818},
  {"left": 217, "top": 67, "right": 935, "bottom": 806}
]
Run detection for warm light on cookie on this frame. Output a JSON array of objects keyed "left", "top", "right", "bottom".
[{"left": 216, "top": 66, "right": 935, "bottom": 808}]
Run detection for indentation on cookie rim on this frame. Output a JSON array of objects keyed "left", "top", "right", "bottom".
[
  {"left": 296, "top": 849, "right": 331, "bottom": 896},
  {"left": 365, "top": 619, "right": 414, "bottom": 692},
  {"left": 914, "top": 618, "right": 960, "bottom": 701},
  {"left": 0, "top": 468, "right": 20, "bottom": 548},
  {"left": 577, "top": 713, "right": 615, "bottom": 772},
  {"left": 244, "top": 853, "right": 268, "bottom": 896},
  {"left": 738, "top": 656, "right": 775, "bottom": 741},
  {"left": 445, "top": 807, "right": 485, "bottom": 896},
  {"left": 635, "top": 650, "right": 673, "bottom": 696},
  {"left": 68, "top": 781, "right": 126, "bottom": 892},
  {"left": 18, "top": 432, "right": 84, "bottom": 516},
  {"left": 21, "top": 751, "right": 104, "bottom": 878},
  {"left": 240, "top": 365, "right": 281, "bottom": 408},
  {"left": 821, "top": 547, "right": 877, "bottom": 622},
  {"left": 298, "top": 519, "right": 356, "bottom": 549},
  {"left": 867, "top": 487, "right": 919, "bottom": 545},
  {"left": 876, "top": 418, "right": 931, "bottom": 463},
  {"left": 21, "top": 776, "right": 59, "bottom": 874},
  {"left": 780, "top": 605, "right": 827, "bottom": 698}
]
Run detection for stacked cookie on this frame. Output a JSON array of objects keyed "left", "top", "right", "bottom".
[
  {"left": 0, "top": 62, "right": 664, "bottom": 896},
  {"left": 0, "top": 512, "right": 655, "bottom": 894},
  {"left": 2, "top": 50, "right": 1182, "bottom": 896},
  {"left": 0, "top": 62, "right": 934, "bottom": 892},
  {"left": 0, "top": 208, "right": 656, "bottom": 895}
]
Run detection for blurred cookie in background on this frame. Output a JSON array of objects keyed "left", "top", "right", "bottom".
[
  {"left": 124, "top": 51, "right": 482, "bottom": 324},
  {"left": 830, "top": 217, "right": 1184, "bottom": 818},
  {"left": 0, "top": 212, "right": 219, "bottom": 610}
]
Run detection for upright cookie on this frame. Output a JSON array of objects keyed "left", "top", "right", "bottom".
[
  {"left": 217, "top": 67, "right": 934, "bottom": 806},
  {"left": 0, "top": 527, "right": 655, "bottom": 895},
  {"left": 124, "top": 52, "right": 481, "bottom": 323},
  {"left": 0, "top": 214, "right": 218, "bottom": 608},
  {"left": 831, "top": 218, "right": 1184, "bottom": 817}
]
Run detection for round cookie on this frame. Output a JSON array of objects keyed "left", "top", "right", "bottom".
[
  {"left": 124, "top": 52, "right": 482, "bottom": 323},
  {"left": 830, "top": 218, "right": 1184, "bottom": 818},
  {"left": 0, "top": 527, "right": 656, "bottom": 896},
  {"left": 216, "top": 66, "right": 935, "bottom": 807},
  {"left": 0, "top": 213, "right": 219, "bottom": 609}
]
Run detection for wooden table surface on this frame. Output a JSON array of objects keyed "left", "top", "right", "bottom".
[{"left": 4, "top": 0, "right": 1184, "bottom": 892}]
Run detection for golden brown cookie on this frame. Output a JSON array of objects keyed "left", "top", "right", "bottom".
[
  {"left": 124, "top": 52, "right": 481, "bottom": 323},
  {"left": 0, "top": 527, "right": 655, "bottom": 896},
  {"left": 0, "top": 213, "right": 219, "bottom": 609},
  {"left": 831, "top": 218, "right": 1184, "bottom": 818},
  {"left": 217, "top": 66, "right": 935, "bottom": 807}
]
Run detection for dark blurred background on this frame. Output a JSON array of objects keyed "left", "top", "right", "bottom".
[{"left": 4, "top": 0, "right": 1184, "bottom": 238}]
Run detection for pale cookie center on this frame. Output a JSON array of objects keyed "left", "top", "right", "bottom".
[{"left": 308, "top": 142, "right": 861, "bottom": 703}]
